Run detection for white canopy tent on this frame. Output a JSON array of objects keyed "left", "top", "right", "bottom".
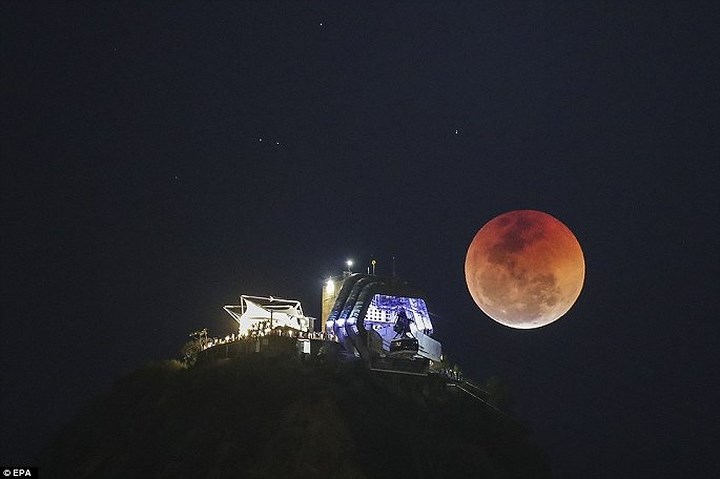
[{"left": 224, "top": 295, "right": 314, "bottom": 336}]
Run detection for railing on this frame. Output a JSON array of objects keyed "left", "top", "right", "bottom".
[{"left": 201, "top": 330, "right": 333, "bottom": 350}]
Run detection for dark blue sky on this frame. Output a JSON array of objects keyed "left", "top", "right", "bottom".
[{"left": 2, "top": 2, "right": 718, "bottom": 477}]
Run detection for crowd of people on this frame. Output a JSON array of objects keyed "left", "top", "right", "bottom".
[{"left": 201, "top": 328, "right": 332, "bottom": 351}]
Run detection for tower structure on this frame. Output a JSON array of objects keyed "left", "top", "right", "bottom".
[{"left": 321, "top": 273, "right": 349, "bottom": 334}]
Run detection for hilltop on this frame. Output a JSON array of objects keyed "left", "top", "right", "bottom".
[{"left": 40, "top": 341, "right": 550, "bottom": 478}]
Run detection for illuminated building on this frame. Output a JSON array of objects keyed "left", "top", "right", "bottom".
[
  {"left": 212, "top": 273, "right": 442, "bottom": 376},
  {"left": 321, "top": 274, "right": 347, "bottom": 334},
  {"left": 324, "top": 273, "right": 442, "bottom": 371}
]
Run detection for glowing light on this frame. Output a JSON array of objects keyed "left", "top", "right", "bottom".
[
  {"left": 346, "top": 259, "right": 353, "bottom": 272},
  {"left": 326, "top": 278, "right": 335, "bottom": 294}
]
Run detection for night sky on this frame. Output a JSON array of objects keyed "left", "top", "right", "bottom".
[{"left": 2, "top": 2, "right": 718, "bottom": 477}]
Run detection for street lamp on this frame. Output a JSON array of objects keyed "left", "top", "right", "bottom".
[{"left": 346, "top": 259, "right": 353, "bottom": 273}]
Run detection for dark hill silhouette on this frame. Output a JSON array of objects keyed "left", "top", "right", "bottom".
[{"left": 40, "top": 343, "right": 550, "bottom": 478}]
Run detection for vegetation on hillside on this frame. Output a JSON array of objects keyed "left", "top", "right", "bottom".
[{"left": 40, "top": 347, "right": 550, "bottom": 478}]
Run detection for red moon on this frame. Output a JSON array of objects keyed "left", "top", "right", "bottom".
[{"left": 464, "top": 210, "right": 585, "bottom": 329}]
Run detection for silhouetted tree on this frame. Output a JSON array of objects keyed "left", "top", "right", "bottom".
[{"left": 180, "top": 338, "right": 202, "bottom": 367}]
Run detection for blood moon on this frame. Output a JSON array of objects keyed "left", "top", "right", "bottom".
[{"left": 464, "top": 210, "right": 585, "bottom": 329}]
